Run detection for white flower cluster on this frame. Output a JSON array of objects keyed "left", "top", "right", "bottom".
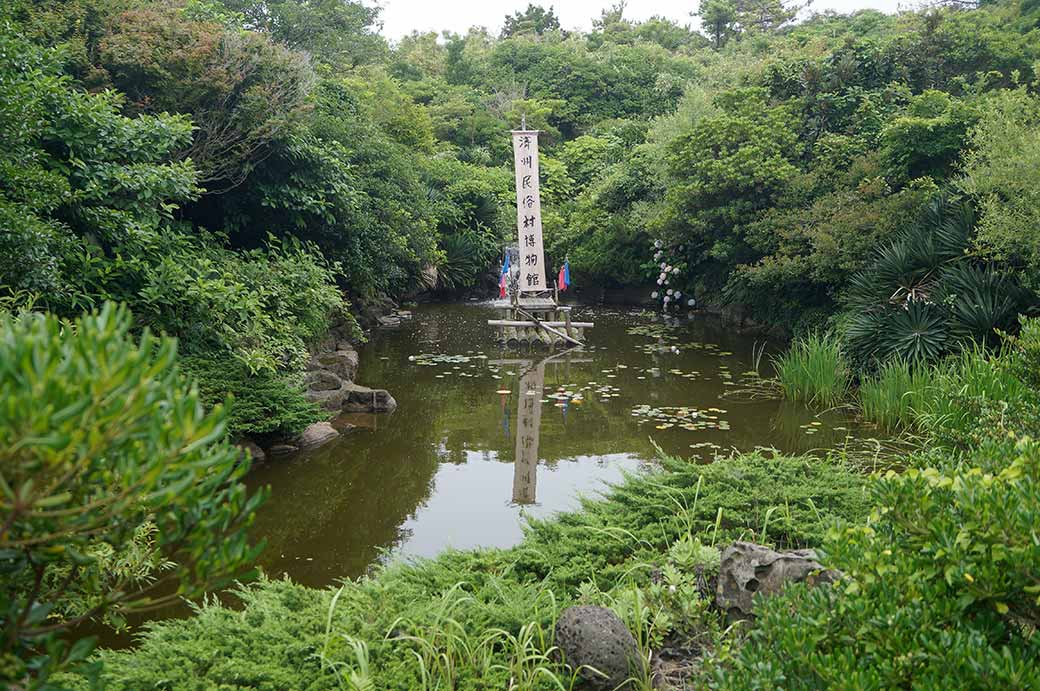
[{"left": 648, "top": 240, "right": 693, "bottom": 311}]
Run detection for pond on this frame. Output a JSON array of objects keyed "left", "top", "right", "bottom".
[{"left": 245, "top": 302, "right": 872, "bottom": 588}]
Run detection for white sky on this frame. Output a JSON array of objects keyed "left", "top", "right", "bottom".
[{"left": 376, "top": 0, "right": 910, "bottom": 41}]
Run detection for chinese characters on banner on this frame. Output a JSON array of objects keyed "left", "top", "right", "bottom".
[{"left": 512, "top": 130, "right": 547, "bottom": 292}]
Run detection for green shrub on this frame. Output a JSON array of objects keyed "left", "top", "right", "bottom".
[
  {"left": 77, "top": 453, "right": 869, "bottom": 689},
  {"left": 88, "top": 232, "right": 346, "bottom": 375},
  {"left": 714, "top": 437, "right": 1040, "bottom": 690},
  {"left": 181, "top": 352, "right": 328, "bottom": 439},
  {"left": 0, "top": 304, "right": 263, "bottom": 687},
  {"left": 0, "top": 28, "right": 198, "bottom": 307},
  {"left": 842, "top": 197, "right": 1033, "bottom": 367},
  {"left": 915, "top": 345, "right": 1033, "bottom": 452},
  {"left": 436, "top": 229, "right": 500, "bottom": 292},
  {"left": 1003, "top": 315, "right": 1040, "bottom": 392},
  {"left": 773, "top": 332, "right": 851, "bottom": 408},
  {"left": 857, "top": 358, "right": 934, "bottom": 431}
]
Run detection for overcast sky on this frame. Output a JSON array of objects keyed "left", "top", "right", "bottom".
[{"left": 377, "top": 0, "right": 911, "bottom": 41}]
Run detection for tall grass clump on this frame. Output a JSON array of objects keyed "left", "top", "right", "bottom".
[
  {"left": 858, "top": 359, "right": 935, "bottom": 431},
  {"left": 914, "top": 344, "right": 1032, "bottom": 450},
  {"left": 773, "top": 332, "right": 851, "bottom": 408}
]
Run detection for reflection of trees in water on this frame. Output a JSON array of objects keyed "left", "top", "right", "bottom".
[{"left": 246, "top": 399, "right": 446, "bottom": 584}]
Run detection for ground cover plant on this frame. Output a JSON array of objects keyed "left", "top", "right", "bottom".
[{"left": 70, "top": 451, "right": 871, "bottom": 689}]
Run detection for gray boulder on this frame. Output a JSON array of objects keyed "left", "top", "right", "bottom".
[
  {"left": 304, "top": 384, "right": 349, "bottom": 411},
  {"left": 237, "top": 439, "right": 266, "bottom": 464},
  {"left": 296, "top": 421, "right": 339, "bottom": 450},
  {"left": 555, "top": 605, "right": 644, "bottom": 690},
  {"left": 716, "top": 541, "right": 838, "bottom": 618},
  {"left": 309, "top": 348, "right": 359, "bottom": 382},
  {"left": 303, "top": 369, "right": 350, "bottom": 411},
  {"left": 343, "top": 383, "right": 397, "bottom": 413},
  {"left": 303, "top": 369, "right": 343, "bottom": 391}
]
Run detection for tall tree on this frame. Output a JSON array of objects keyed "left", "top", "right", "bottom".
[
  {"left": 501, "top": 4, "right": 561, "bottom": 38},
  {"left": 697, "top": 0, "right": 738, "bottom": 48},
  {"left": 220, "top": 0, "right": 388, "bottom": 66}
]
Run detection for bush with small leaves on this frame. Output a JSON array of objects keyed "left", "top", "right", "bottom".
[
  {"left": 0, "top": 304, "right": 264, "bottom": 687},
  {"left": 714, "top": 437, "right": 1040, "bottom": 690}
]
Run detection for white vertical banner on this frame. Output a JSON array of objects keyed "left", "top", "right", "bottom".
[{"left": 512, "top": 130, "right": 547, "bottom": 292}]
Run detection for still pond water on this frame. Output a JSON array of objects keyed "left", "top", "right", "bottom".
[{"left": 246, "top": 302, "right": 869, "bottom": 587}]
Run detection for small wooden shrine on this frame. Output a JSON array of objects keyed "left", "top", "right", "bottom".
[{"left": 489, "top": 125, "right": 593, "bottom": 346}]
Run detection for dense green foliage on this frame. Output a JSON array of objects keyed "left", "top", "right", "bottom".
[
  {"left": 6, "top": 0, "right": 1040, "bottom": 686},
  {"left": 721, "top": 324, "right": 1040, "bottom": 689},
  {"left": 0, "top": 305, "right": 262, "bottom": 687},
  {"left": 6, "top": 0, "right": 1040, "bottom": 437},
  {"left": 72, "top": 452, "right": 870, "bottom": 689}
]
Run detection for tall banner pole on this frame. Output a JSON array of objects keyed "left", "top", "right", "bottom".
[{"left": 512, "top": 130, "right": 547, "bottom": 293}]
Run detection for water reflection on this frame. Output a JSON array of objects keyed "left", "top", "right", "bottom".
[
  {"left": 243, "top": 303, "right": 875, "bottom": 587},
  {"left": 511, "top": 359, "right": 543, "bottom": 504}
]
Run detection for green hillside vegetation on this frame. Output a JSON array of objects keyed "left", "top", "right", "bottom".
[{"left": 4, "top": 0, "right": 1040, "bottom": 687}]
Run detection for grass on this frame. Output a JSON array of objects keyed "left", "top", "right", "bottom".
[
  {"left": 773, "top": 332, "right": 851, "bottom": 408},
  {"left": 857, "top": 358, "right": 935, "bottom": 431},
  {"left": 73, "top": 452, "right": 870, "bottom": 691},
  {"left": 913, "top": 344, "right": 1033, "bottom": 451}
]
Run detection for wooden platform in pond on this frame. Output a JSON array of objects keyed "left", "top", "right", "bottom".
[
  {"left": 490, "top": 298, "right": 568, "bottom": 311},
  {"left": 488, "top": 297, "right": 592, "bottom": 346}
]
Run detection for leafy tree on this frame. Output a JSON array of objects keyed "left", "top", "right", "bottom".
[
  {"left": 218, "top": 0, "right": 387, "bottom": 66},
  {"left": 632, "top": 16, "right": 704, "bottom": 51},
  {"left": 658, "top": 87, "right": 800, "bottom": 277},
  {"left": 880, "top": 89, "right": 978, "bottom": 182},
  {"left": 96, "top": 4, "right": 314, "bottom": 190},
  {"left": 501, "top": 4, "right": 561, "bottom": 38},
  {"left": 728, "top": 175, "right": 935, "bottom": 329},
  {"left": 698, "top": 0, "right": 738, "bottom": 49},
  {"left": 0, "top": 28, "right": 197, "bottom": 309},
  {"left": 0, "top": 304, "right": 264, "bottom": 686},
  {"left": 698, "top": 0, "right": 803, "bottom": 48},
  {"left": 959, "top": 87, "right": 1040, "bottom": 291},
  {"left": 190, "top": 77, "right": 439, "bottom": 300},
  {"left": 391, "top": 31, "right": 447, "bottom": 81},
  {"left": 559, "top": 135, "right": 612, "bottom": 191}
]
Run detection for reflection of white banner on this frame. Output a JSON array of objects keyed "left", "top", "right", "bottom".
[
  {"left": 512, "top": 130, "right": 547, "bottom": 292},
  {"left": 511, "top": 362, "right": 544, "bottom": 504}
]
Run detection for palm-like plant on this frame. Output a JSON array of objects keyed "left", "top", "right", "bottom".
[
  {"left": 844, "top": 196, "right": 1030, "bottom": 366},
  {"left": 437, "top": 229, "right": 498, "bottom": 292},
  {"left": 935, "top": 263, "right": 1027, "bottom": 346}
]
